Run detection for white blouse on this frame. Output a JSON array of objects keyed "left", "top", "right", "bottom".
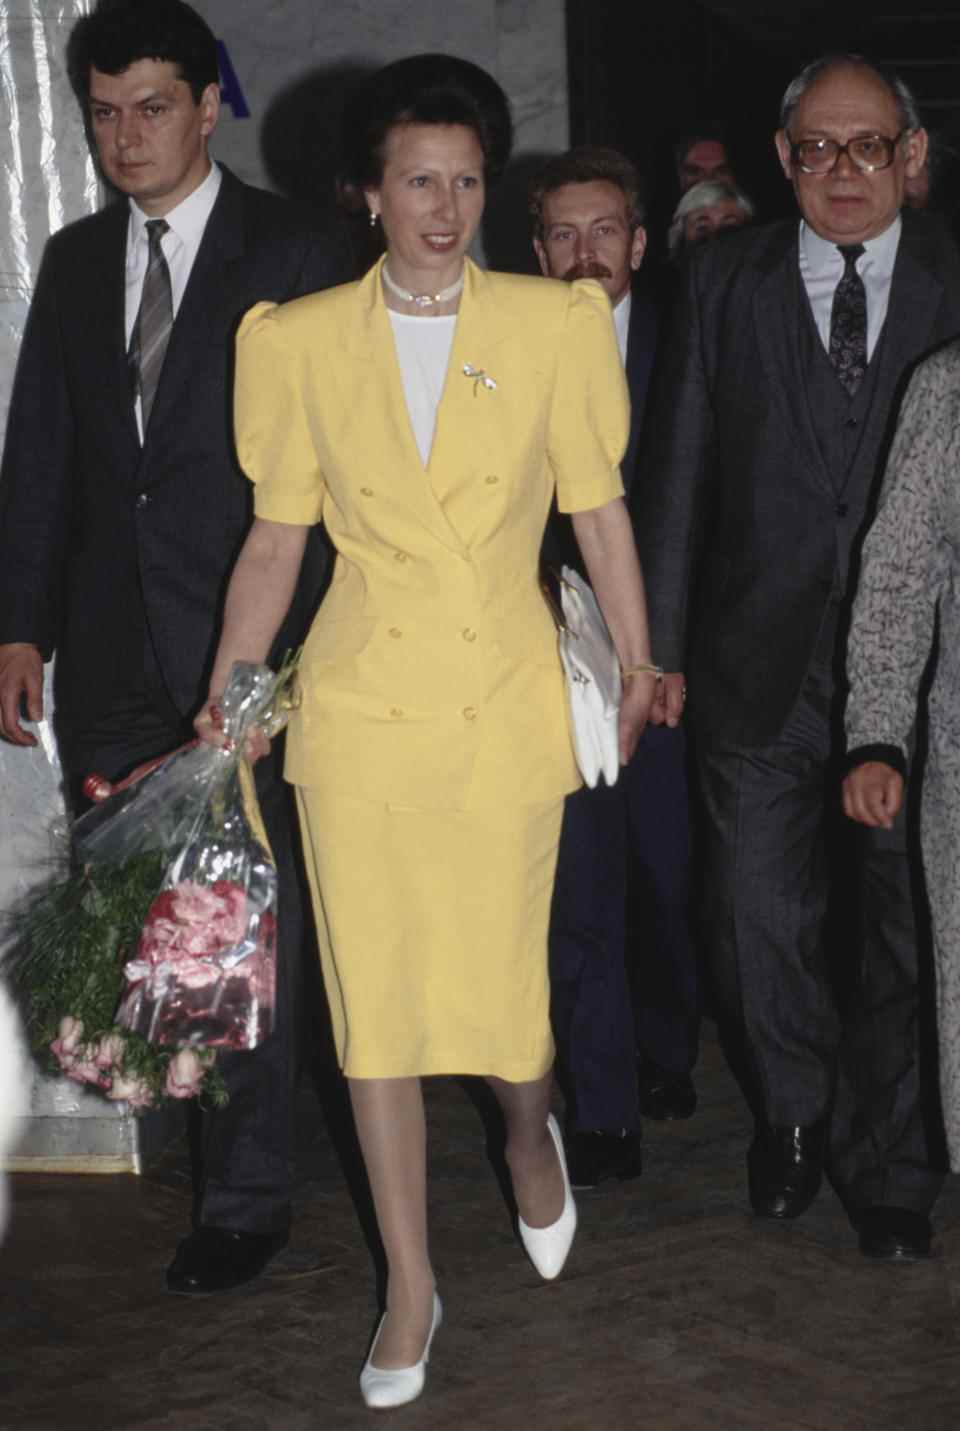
[{"left": 388, "top": 310, "right": 457, "bottom": 465}]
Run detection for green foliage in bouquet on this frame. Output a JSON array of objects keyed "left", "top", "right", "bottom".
[{"left": 3, "top": 851, "right": 227, "bottom": 1109}]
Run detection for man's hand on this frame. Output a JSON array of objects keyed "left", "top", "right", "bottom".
[
  {"left": 0, "top": 643, "right": 43, "bottom": 746},
  {"left": 842, "top": 761, "right": 904, "bottom": 830},
  {"left": 648, "top": 671, "right": 686, "bottom": 728}
]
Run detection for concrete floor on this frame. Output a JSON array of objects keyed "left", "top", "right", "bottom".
[{"left": 3, "top": 1028, "right": 960, "bottom": 1431}]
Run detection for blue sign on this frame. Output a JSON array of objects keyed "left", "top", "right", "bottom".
[{"left": 217, "top": 40, "right": 250, "bottom": 119}]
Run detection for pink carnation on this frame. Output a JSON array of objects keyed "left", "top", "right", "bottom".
[
  {"left": 137, "top": 880, "right": 249, "bottom": 974},
  {"left": 105, "top": 1074, "right": 154, "bottom": 1109},
  {"left": 164, "top": 1047, "right": 207, "bottom": 1100},
  {"left": 50, "top": 1014, "right": 85, "bottom": 1070},
  {"left": 66, "top": 1057, "right": 108, "bottom": 1088},
  {"left": 95, "top": 1032, "right": 126, "bottom": 1071}
]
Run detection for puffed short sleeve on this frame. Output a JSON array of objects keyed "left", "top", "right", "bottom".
[
  {"left": 234, "top": 301, "right": 326, "bottom": 526},
  {"left": 548, "top": 280, "right": 629, "bottom": 513}
]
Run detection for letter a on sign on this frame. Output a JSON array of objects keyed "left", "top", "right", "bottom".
[{"left": 218, "top": 40, "right": 250, "bottom": 118}]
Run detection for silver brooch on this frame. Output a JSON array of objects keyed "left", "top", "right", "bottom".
[{"left": 463, "top": 363, "right": 497, "bottom": 395}]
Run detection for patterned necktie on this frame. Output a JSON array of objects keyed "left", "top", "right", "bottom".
[
  {"left": 129, "top": 218, "right": 173, "bottom": 431},
  {"left": 828, "top": 243, "right": 867, "bottom": 397}
]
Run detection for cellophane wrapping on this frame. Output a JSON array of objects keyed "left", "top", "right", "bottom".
[{"left": 73, "top": 661, "right": 296, "bottom": 1052}]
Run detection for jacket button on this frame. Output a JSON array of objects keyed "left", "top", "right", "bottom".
[
  {"left": 394, "top": 551, "right": 408, "bottom": 563},
  {"left": 390, "top": 707, "right": 404, "bottom": 718},
  {"left": 389, "top": 627, "right": 402, "bottom": 639},
  {"left": 461, "top": 627, "right": 477, "bottom": 642},
  {"left": 836, "top": 502, "right": 849, "bottom": 517},
  {"left": 462, "top": 706, "right": 478, "bottom": 721},
  {"left": 135, "top": 492, "right": 150, "bottom": 509},
  {"left": 360, "top": 486, "right": 374, "bottom": 497},
  {"left": 484, "top": 474, "right": 499, "bottom": 485}
]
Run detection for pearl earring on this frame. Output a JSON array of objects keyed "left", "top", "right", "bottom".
[{"left": 369, "top": 210, "right": 379, "bottom": 229}]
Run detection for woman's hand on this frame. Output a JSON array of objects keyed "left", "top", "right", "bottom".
[
  {"left": 193, "top": 699, "right": 272, "bottom": 764},
  {"left": 618, "top": 671, "right": 658, "bottom": 763},
  {"left": 842, "top": 761, "right": 904, "bottom": 829}
]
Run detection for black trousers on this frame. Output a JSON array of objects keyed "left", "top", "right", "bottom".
[
  {"left": 56, "top": 656, "right": 308, "bottom": 1242},
  {"left": 549, "top": 722, "right": 698, "bottom": 1133},
  {"left": 695, "top": 638, "right": 944, "bottom": 1213}
]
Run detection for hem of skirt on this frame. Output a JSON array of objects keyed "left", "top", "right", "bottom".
[{"left": 341, "top": 1051, "right": 554, "bottom": 1081}]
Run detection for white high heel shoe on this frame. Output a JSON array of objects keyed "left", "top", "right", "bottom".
[
  {"left": 517, "top": 1113, "right": 577, "bottom": 1280},
  {"left": 359, "top": 1292, "right": 443, "bottom": 1410}
]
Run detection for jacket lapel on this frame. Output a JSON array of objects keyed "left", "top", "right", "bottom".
[
  {"left": 426, "top": 259, "right": 513, "bottom": 493},
  {"left": 143, "top": 168, "right": 245, "bottom": 443},
  {"left": 85, "top": 202, "right": 141, "bottom": 456},
  {"left": 337, "top": 257, "right": 511, "bottom": 557},
  {"left": 752, "top": 229, "right": 835, "bottom": 497},
  {"left": 851, "top": 217, "right": 944, "bottom": 478},
  {"left": 622, "top": 283, "right": 658, "bottom": 493}
]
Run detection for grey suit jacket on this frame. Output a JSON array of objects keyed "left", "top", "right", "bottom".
[{"left": 635, "top": 211, "right": 960, "bottom": 749}]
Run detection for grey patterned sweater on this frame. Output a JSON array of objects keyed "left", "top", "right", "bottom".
[{"left": 846, "top": 337, "right": 960, "bottom": 1168}]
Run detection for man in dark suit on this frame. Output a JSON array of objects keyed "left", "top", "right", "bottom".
[
  {"left": 0, "top": 0, "right": 345, "bottom": 1292},
  {"left": 530, "top": 148, "right": 698, "bottom": 1188},
  {"left": 637, "top": 54, "right": 960, "bottom": 1258}
]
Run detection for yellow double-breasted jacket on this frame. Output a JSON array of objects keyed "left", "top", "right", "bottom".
[{"left": 235, "top": 257, "right": 628, "bottom": 810}]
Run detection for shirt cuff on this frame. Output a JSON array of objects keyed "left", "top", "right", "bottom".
[{"left": 841, "top": 742, "right": 907, "bottom": 779}]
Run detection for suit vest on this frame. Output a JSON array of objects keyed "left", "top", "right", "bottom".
[{"left": 799, "top": 294, "right": 886, "bottom": 597}]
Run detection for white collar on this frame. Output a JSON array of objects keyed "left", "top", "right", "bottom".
[
  {"left": 799, "top": 212, "right": 901, "bottom": 279},
  {"left": 127, "top": 160, "right": 222, "bottom": 254}
]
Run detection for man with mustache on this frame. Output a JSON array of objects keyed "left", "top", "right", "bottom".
[{"left": 529, "top": 148, "right": 699, "bottom": 1188}]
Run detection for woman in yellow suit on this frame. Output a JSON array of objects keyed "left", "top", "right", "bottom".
[{"left": 198, "top": 55, "right": 659, "bottom": 1408}]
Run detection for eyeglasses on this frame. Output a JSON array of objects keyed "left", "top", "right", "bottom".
[{"left": 788, "top": 130, "right": 909, "bottom": 175}]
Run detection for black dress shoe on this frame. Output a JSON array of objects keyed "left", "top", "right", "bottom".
[
  {"left": 165, "top": 1226, "right": 283, "bottom": 1295},
  {"left": 564, "top": 1129, "right": 643, "bottom": 1190},
  {"left": 637, "top": 1062, "right": 697, "bottom": 1121},
  {"left": 856, "top": 1206, "right": 933, "bottom": 1262},
  {"left": 747, "top": 1121, "right": 825, "bottom": 1220}
]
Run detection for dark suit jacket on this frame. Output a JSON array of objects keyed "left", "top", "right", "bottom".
[
  {"left": 0, "top": 166, "right": 346, "bottom": 726},
  {"left": 542, "top": 276, "right": 659, "bottom": 574},
  {"left": 634, "top": 211, "right": 960, "bottom": 750}
]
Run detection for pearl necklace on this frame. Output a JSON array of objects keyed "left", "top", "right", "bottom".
[{"left": 382, "top": 263, "right": 464, "bottom": 309}]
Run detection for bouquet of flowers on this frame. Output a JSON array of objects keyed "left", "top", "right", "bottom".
[{"left": 3, "top": 659, "right": 298, "bottom": 1110}]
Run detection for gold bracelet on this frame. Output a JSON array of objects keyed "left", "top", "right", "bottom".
[{"left": 621, "top": 662, "right": 663, "bottom": 681}]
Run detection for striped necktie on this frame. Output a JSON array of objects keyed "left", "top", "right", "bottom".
[
  {"left": 828, "top": 243, "right": 867, "bottom": 397},
  {"left": 129, "top": 218, "right": 173, "bottom": 432}
]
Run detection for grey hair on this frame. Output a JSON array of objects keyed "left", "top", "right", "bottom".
[
  {"left": 779, "top": 54, "right": 923, "bottom": 135},
  {"left": 667, "top": 180, "right": 754, "bottom": 257}
]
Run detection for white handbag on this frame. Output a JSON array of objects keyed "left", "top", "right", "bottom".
[{"left": 553, "top": 565, "right": 622, "bottom": 789}]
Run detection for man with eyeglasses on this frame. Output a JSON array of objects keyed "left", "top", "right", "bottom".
[{"left": 636, "top": 54, "right": 960, "bottom": 1260}]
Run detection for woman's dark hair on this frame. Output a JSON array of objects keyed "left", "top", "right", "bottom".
[
  {"left": 67, "top": 0, "right": 219, "bottom": 104},
  {"left": 338, "top": 53, "right": 513, "bottom": 208}
]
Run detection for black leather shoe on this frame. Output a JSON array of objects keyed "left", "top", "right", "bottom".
[
  {"left": 747, "top": 1121, "right": 825, "bottom": 1220},
  {"left": 637, "top": 1062, "right": 697, "bottom": 1121},
  {"left": 856, "top": 1206, "right": 933, "bottom": 1262},
  {"left": 564, "top": 1129, "right": 643, "bottom": 1190},
  {"left": 165, "top": 1226, "right": 284, "bottom": 1295}
]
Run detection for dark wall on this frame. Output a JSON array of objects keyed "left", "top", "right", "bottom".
[{"left": 566, "top": 0, "right": 960, "bottom": 248}]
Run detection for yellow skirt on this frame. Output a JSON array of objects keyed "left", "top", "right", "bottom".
[{"left": 295, "top": 789, "right": 562, "bottom": 1080}]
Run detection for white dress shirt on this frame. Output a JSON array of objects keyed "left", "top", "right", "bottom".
[
  {"left": 798, "top": 214, "right": 901, "bottom": 363},
  {"left": 125, "top": 161, "right": 222, "bottom": 438},
  {"left": 613, "top": 290, "right": 631, "bottom": 368}
]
